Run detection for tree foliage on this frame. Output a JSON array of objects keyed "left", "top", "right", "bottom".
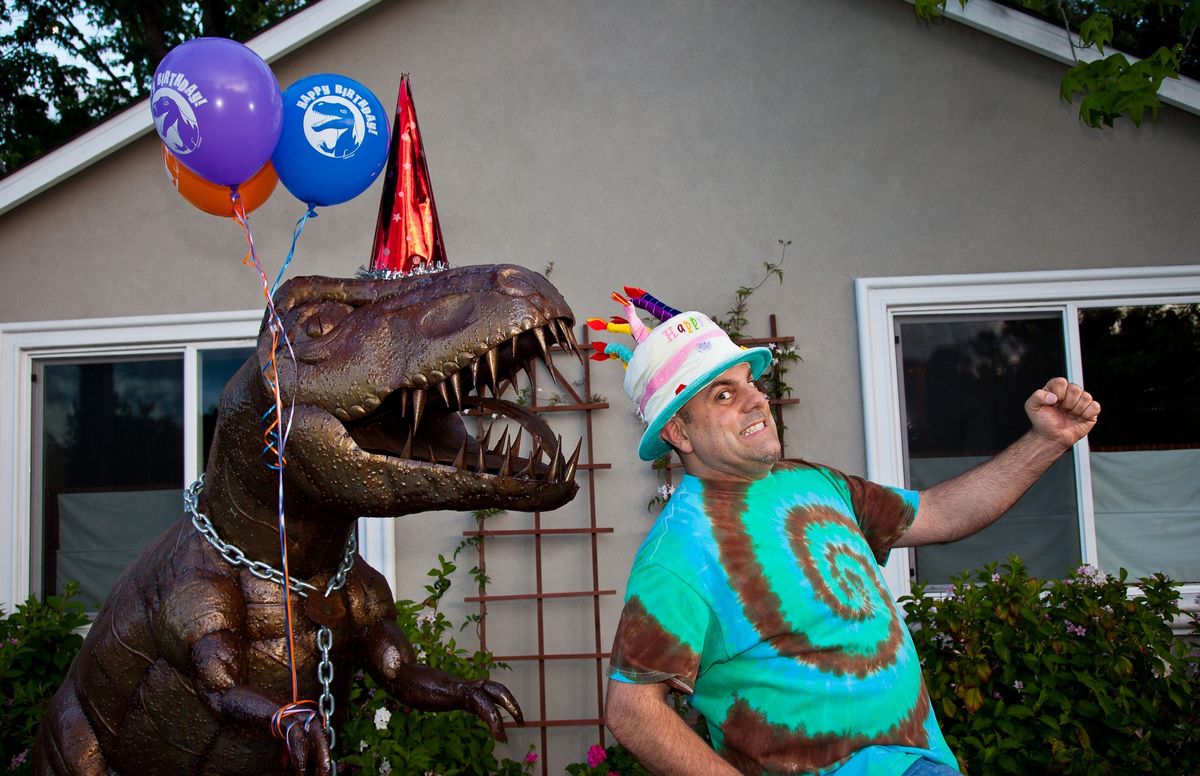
[
  {"left": 0, "top": 0, "right": 312, "bottom": 175},
  {"left": 915, "top": 0, "right": 1200, "bottom": 127}
]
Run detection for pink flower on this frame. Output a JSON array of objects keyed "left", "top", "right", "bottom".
[
  {"left": 587, "top": 744, "right": 607, "bottom": 768},
  {"left": 524, "top": 751, "right": 539, "bottom": 764}
]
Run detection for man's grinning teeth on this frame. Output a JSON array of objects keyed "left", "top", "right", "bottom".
[{"left": 742, "top": 421, "right": 766, "bottom": 436}]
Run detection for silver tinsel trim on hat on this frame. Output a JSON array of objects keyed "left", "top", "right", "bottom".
[{"left": 356, "top": 261, "right": 449, "bottom": 280}]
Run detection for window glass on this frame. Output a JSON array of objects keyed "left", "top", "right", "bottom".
[
  {"left": 897, "top": 314, "right": 1080, "bottom": 584},
  {"left": 37, "top": 357, "right": 184, "bottom": 607},
  {"left": 1080, "top": 304, "right": 1200, "bottom": 580},
  {"left": 200, "top": 347, "right": 254, "bottom": 472}
]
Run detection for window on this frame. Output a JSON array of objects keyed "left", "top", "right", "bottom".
[
  {"left": 856, "top": 266, "right": 1200, "bottom": 608},
  {"left": 31, "top": 350, "right": 253, "bottom": 607},
  {"left": 1, "top": 312, "right": 396, "bottom": 612}
]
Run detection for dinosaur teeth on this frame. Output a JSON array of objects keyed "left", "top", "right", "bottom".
[
  {"left": 485, "top": 349, "right": 500, "bottom": 397},
  {"left": 449, "top": 371, "right": 463, "bottom": 409},
  {"left": 437, "top": 380, "right": 451, "bottom": 409},
  {"left": 533, "top": 327, "right": 550, "bottom": 362},
  {"left": 452, "top": 438, "right": 467, "bottom": 470},
  {"left": 564, "top": 439, "right": 582, "bottom": 482},
  {"left": 410, "top": 389, "right": 426, "bottom": 431},
  {"left": 544, "top": 435, "right": 562, "bottom": 482},
  {"left": 401, "top": 428, "right": 414, "bottom": 460}
]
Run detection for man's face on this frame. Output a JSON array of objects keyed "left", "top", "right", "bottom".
[{"left": 661, "top": 362, "right": 781, "bottom": 482}]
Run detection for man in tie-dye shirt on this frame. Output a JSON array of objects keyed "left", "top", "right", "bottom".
[{"left": 597, "top": 307, "right": 1100, "bottom": 776}]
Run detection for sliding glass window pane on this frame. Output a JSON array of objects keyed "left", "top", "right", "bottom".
[
  {"left": 200, "top": 347, "right": 254, "bottom": 471},
  {"left": 897, "top": 315, "right": 1079, "bottom": 584},
  {"left": 1079, "top": 304, "right": 1200, "bottom": 581},
  {"left": 37, "top": 357, "right": 184, "bottom": 607}
]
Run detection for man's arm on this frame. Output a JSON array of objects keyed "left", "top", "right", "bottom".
[
  {"left": 605, "top": 680, "right": 739, "bottom": 776},
  {"left": 896, "top": 377, "right": 1100, "bottom": 547}
]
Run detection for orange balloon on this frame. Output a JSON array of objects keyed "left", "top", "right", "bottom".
[{"left": 161, "top": 145, "right": 278, "bottom": 217}]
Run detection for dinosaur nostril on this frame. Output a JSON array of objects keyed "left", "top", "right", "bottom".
[{"left": 495, "top": 266, "right": 537, "bottom": 297}]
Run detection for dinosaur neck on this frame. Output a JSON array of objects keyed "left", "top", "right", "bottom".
[{"left": 200, "top": 370, "right": 358, "bottom": 580}]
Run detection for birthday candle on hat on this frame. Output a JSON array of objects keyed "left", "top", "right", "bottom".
[{"left": 623, "top": 286, "right": 681, "bottom": 323}]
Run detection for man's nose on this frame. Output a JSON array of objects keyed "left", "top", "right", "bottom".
[{"left": 741, "top": 384, "right": 769, "bottom": 412}]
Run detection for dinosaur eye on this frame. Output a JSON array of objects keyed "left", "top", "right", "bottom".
[{"left": 290, "top": 301, "right": 353, "bottom": 339}]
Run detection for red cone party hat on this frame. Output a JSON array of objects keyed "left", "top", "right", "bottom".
[{"left": 368, "top": 75, "right": 446, "bottom": 275}]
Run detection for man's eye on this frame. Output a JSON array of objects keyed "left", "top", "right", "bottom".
[{"left": 717, "top": 390, "right": 732, "bottom": 402}]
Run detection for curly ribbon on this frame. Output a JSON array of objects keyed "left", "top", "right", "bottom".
[
  {"left": 232, "top": 192, "right": 311, "bottom": 716},
  {"left": 271, "top": 700, "right": 319, "bottom": 742}
]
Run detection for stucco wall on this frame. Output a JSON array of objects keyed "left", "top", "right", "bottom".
[{"left": 3, "top": 0, "right": 1199, "bottom": 769}]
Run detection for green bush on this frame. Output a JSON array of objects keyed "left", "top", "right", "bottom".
[
  {"left": 338, "top": 547, "right": 534, "bottom": 776},
  {"left": 901, "top": 559, "right": 1200, "bottom": 775},
  {"left": 0, "top": 582, "right": 89, "bottom": 774}
]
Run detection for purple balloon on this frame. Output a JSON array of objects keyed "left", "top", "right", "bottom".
[{"left": 151, "top": 38, "right": 283, "bottom": 187}]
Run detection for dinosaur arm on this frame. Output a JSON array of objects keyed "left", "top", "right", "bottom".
[
  {"left": 192, "top": 631, "right": 332, "bottom": 776},
  {"left": 348, "top": 566, "right": 523, "bottom": 741},
  {"left": 158, "top": 570, "right": 331, "bottom": 776},
  {"left": 361, "top": 619, "right": 524, "bottom": 741}
]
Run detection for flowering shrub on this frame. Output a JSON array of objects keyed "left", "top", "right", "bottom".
[
  {"left": 338, "top": 546, "right": 534, "bottom": 775},
  {"left": 564, "top": 742, "right": 651, "bottom": 776},
  {"left": 901, "top": 558, "right": 1200, "bottom": 774},
  {"left": 0, "top": 582, "right": 90, "bottom": 776}
]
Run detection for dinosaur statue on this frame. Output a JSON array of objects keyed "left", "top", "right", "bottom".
[{"left": 33, "top": 264, "right": 582, "bottom": 776}]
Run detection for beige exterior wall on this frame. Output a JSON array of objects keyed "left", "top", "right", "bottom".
[{"left": 3, "top": 0, "right": 1199, "bottom": 770}]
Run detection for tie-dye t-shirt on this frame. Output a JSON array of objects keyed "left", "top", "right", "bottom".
[{"left": 608, "top": 461, "right": 959, "bottom": 775}]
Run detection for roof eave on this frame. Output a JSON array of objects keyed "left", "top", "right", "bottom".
[{"left": 909, "top": 0, "right": 1200, "bottom": 116}]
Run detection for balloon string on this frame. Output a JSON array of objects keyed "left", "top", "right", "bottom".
[
  {"left": 273, "top": 206, "right": 317, "bottom": 296},
  {"left": 233, "top": 192, "right": 305, "bottom": 704}
]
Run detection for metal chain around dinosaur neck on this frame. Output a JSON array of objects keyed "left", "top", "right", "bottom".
[{"left": 185, "top": 476, "right": 356, "bottom": 771}]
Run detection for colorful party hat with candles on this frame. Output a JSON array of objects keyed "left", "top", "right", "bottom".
[
  {"left": 590, "top": 286, "right": 773, "bottom": 461},
  {"left": 366, "top": 74, "right": 446, "bottom": 277}
]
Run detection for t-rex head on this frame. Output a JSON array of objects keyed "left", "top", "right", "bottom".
[{"left": 230, "top": 264, "right": 581, "bottom": 520}]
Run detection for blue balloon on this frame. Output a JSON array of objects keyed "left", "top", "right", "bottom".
[{"left": 272, "top": 74, "right": 391, "bottom": 207}]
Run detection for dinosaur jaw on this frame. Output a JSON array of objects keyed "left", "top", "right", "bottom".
[{"left": 341, "top": 316, "right": 583, "bottom": 493}]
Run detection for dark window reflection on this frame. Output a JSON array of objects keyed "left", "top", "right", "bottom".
[
  {"left": 1079, "top": 304, "right": 1200, "bottom": 451},
  {"left": 39, "top": 357, "right": 184, "bottom": 606},
  {"left": 200, "top": 347, "right": 254, "bottom": 471},
  {"left": 897, "top": 315, "right": 1080, "bottom": 584}
]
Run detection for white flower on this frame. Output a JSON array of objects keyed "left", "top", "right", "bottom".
[
  {"left": 379, "top": 761, "right": 391, "bottom": 774},
  {"left": 373, "top": 707, "right": 392, "bottom": 730},
  {"left": 417, "top": 611, "right": 436, "bottom": 626},
  {"left": 658, "top": 483, "right": 675, "bottom": 500},
  {"left": 359, "top": 740, "right": 368, "bottom": 752}
]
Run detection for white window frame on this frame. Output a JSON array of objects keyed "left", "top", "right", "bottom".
[
  {"left": 1, "top": 311, "right": 395, "bottom": 611},
  {"left": 856, "top": 264, "right": 1200, "bottom": 614}
]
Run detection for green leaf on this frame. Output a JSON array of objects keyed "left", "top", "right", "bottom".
[{"left": 1079, "top": 14, "right": 1114, "bottom": 53}]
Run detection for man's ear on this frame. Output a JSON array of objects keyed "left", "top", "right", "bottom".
[{"left": 660, "top": 416, "right": 692, "bottom": 455}]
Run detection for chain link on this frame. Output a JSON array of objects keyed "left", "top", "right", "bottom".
[
  {"left": 184, "top": 476, "right": 354, "bottom": 772},
  {"left": 317, "top": 625, "right": 337, "bottom": 753}
]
